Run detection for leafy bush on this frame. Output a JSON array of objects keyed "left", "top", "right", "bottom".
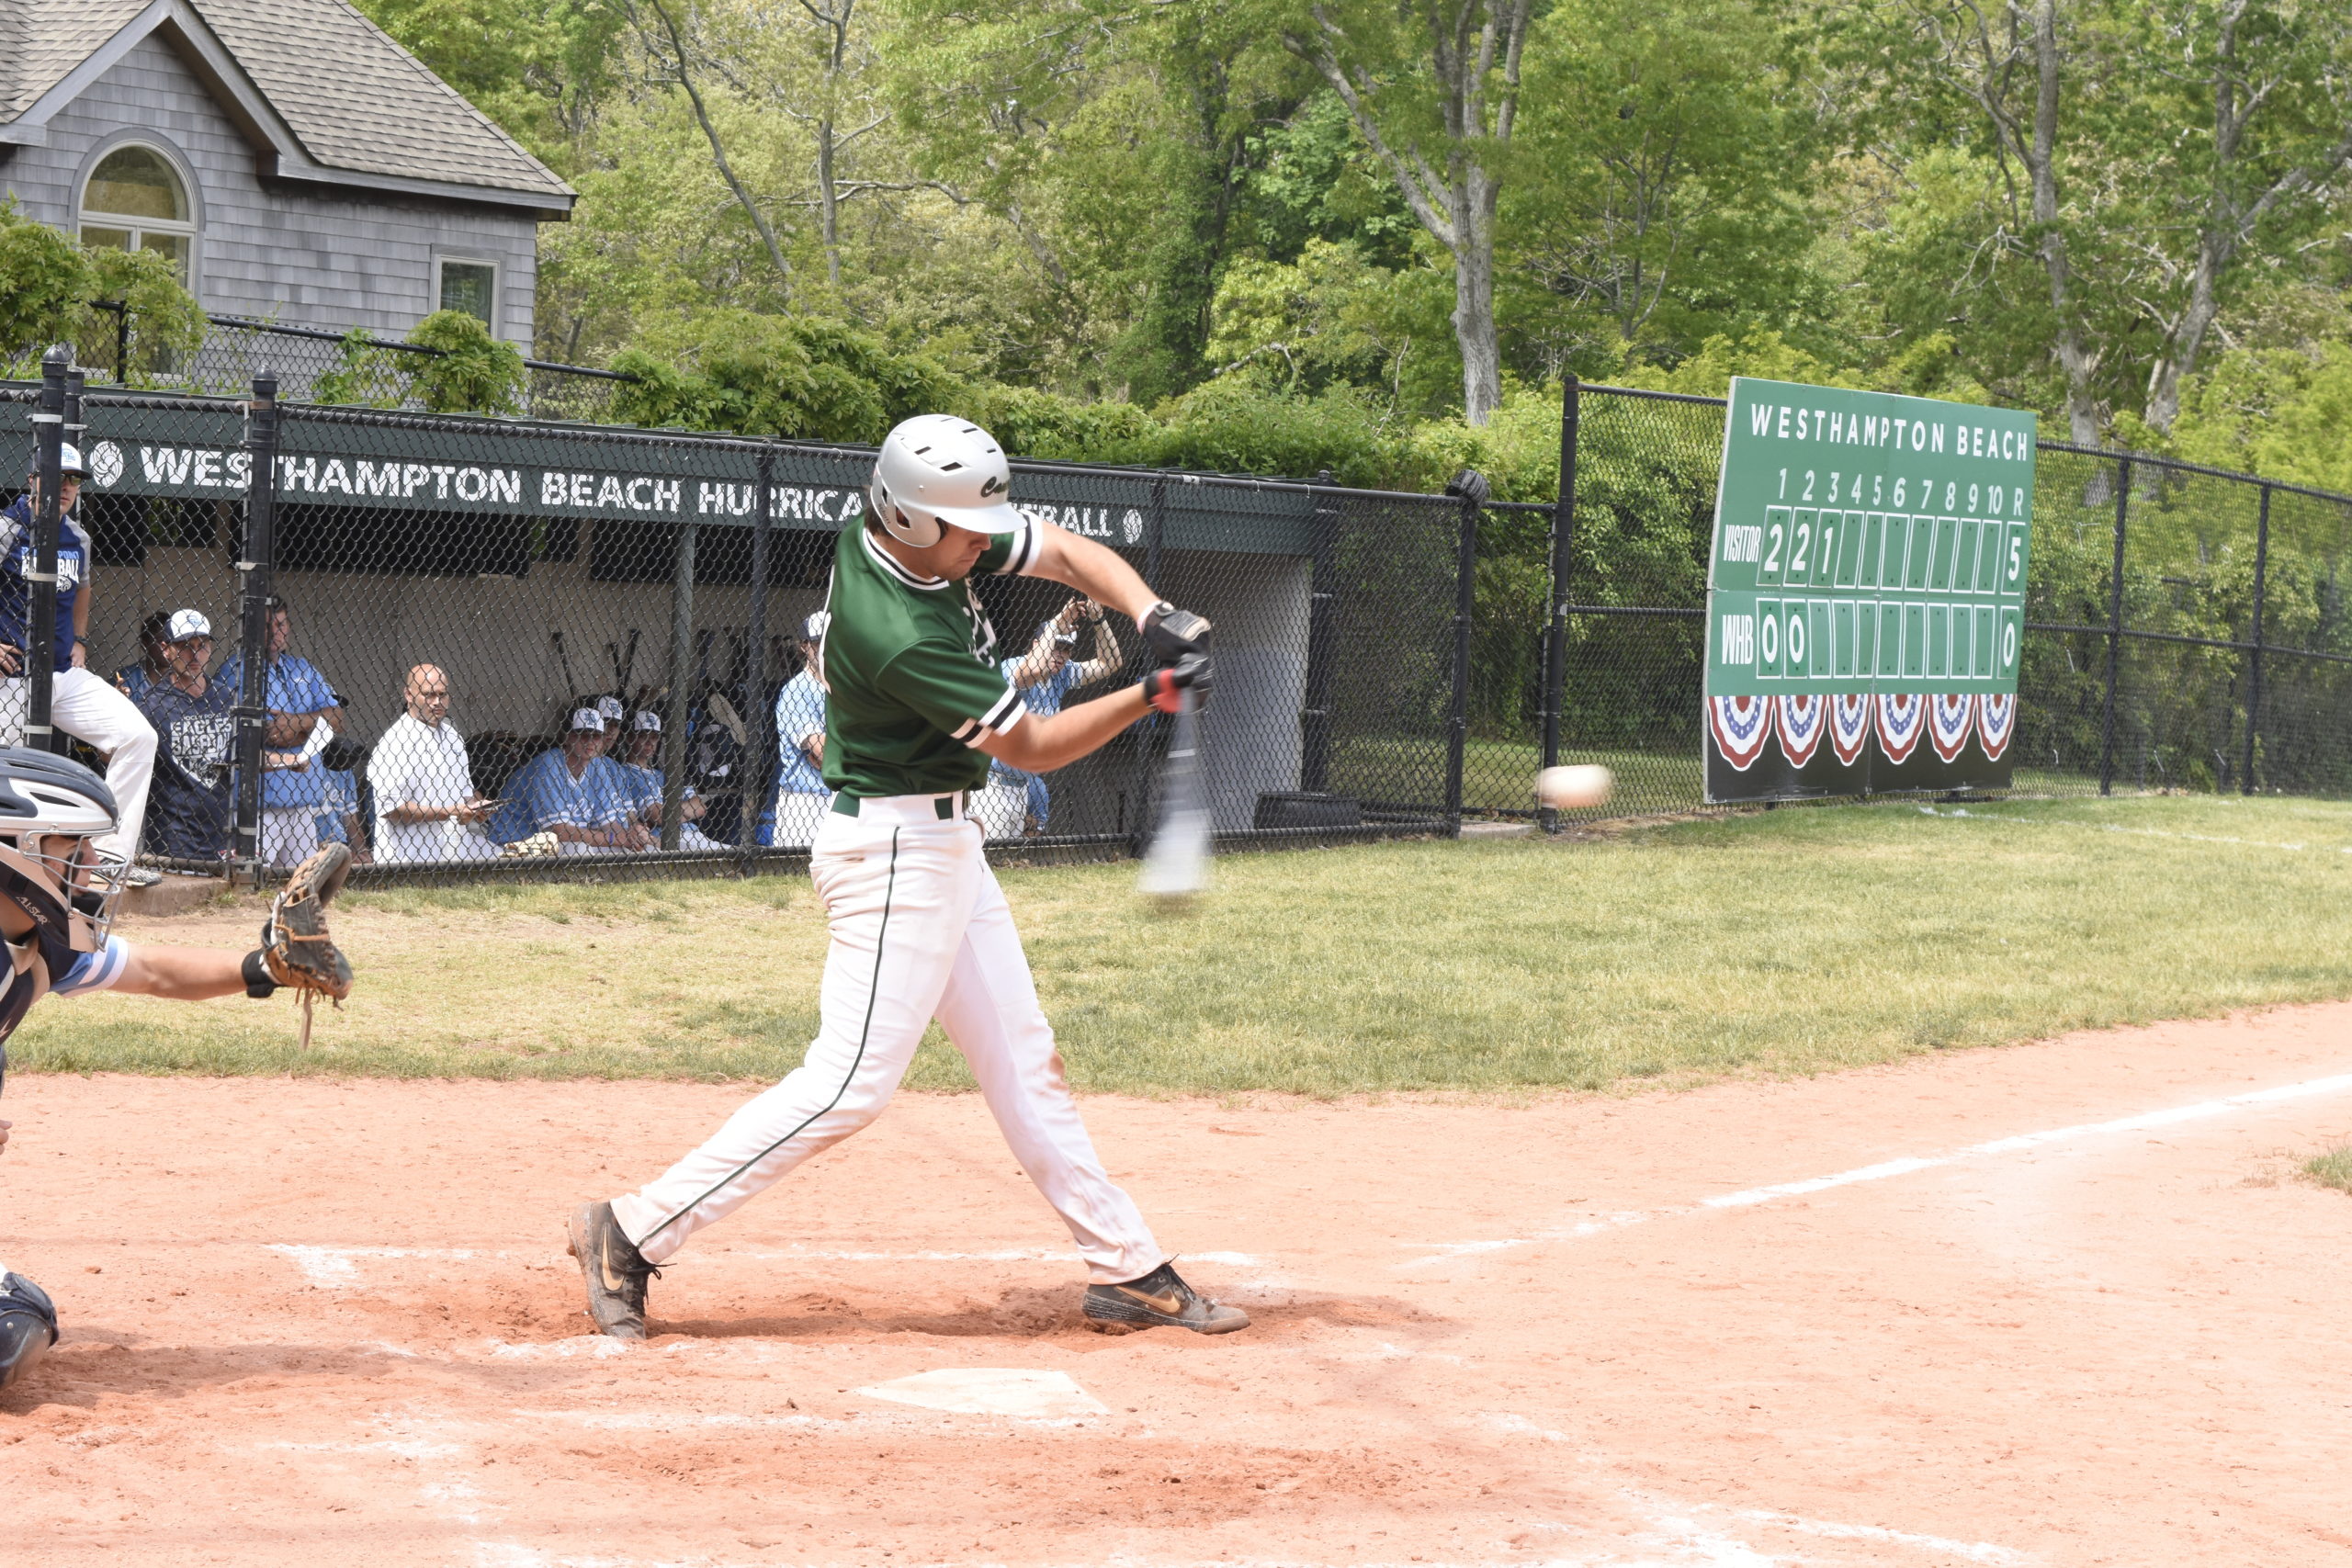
[
  {"left": 312, "top": 326, "right": 413, "bottom": 409},
  {"left": 0, "top": 200, "right": 202, "bottom": 381},
  {"left": 610, "top": 310, "right": 958, "bottom": 442},
  {"left": 407, "top": 310, "right": 526, "bottom": 415}
]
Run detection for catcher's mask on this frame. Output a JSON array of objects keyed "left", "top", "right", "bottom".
[{"left": 0, "top": 747, "right": 127, "bottom": 953}]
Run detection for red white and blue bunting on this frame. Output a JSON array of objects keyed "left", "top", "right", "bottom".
[
  {"left": 1775, "top": 694, "right": 1826, "bottom": 766},
  {"left": 1875, "top": 691, "right": 1927, "bottom": 763},
  {"left": 1708, "top": 694, "right": 1775, "bottom": 770},
  {"left": 1976, "top": 692, "right": 2016, "bottom": 760},
  {"left": 1829, "top": 693, "right": 1872, "bottom": 766},
  {"left": 1929, "top": 693, "right": 1977, "bottom": 762}
]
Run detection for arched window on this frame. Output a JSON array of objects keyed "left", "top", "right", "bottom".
[{"left": 79, "top": 144, "right": 196, "bottom": 278}]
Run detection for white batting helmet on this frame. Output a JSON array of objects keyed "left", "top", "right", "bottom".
[
  {"left": 867, "top": 416, "right": 1022, "bottom": 548},
  {"left": 0, "top": 747, "right": 129, "bottom": 952}
]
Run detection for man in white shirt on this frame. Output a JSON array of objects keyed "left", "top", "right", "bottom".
[{"left": 367, "top": 664, "right": 498, "bottom": 863}]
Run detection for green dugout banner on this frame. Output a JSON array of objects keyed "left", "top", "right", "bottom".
[
  {"left": 0, "top": 394, "right": 1317, "bottom": 558},
  {"left": 1703, "top": 377, "right": 2036, "bottom": 802}
]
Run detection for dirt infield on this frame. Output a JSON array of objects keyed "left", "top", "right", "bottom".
[{"left": 8, "top": 1002, "right": 2352, "bottom": 1566}]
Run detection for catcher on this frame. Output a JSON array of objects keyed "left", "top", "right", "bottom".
[{"left": 0, "top": 747, "right": 352, "bottom": 1391}]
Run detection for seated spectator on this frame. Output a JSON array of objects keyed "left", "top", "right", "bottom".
[
  {"left": 217, "top": 597, "right": 353, "bottom": 868},
  {"left": 978, "top": 600, "right": 1123, "bottom": 840},
  {"left": 131, "top": 609, "right": 233, "bottom": 861},
  {"left": 116, "top": 609, "right": 173, "bottom": 702},
  {"left": 489, "top": 708, "right": 647, "bottom": 854},
  {"left": 617, "top": 711, "right": 726, "bottom": 851},
  {"left": 771, "top": 611, "right": 831, "bottom": 848},
  {"left": 368, "top": 663, "right": 499, "bottom": 863}
]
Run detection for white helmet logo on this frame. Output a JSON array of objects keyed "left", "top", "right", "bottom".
[{"left": 87, "top": 441, "right": 125, "bottom": 489}]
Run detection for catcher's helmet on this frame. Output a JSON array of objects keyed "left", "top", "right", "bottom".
[
  {"left": 867, "top": 415, "right": 1023, "bottom": 548},
  {"left": 0, "top": 748, "right": 128, "bottom": 953},
  {"left": 0, "top": 1270, "right": 59, "bottom": 1390}
]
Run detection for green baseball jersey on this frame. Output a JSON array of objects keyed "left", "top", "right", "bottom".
[{"left": 818, "top": 514, "right": 1045, "bottom": 797}]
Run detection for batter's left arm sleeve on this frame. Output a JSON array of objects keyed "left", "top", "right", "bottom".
[{"left": 975, "top": 510, "right": 1046, "bottom": 580}]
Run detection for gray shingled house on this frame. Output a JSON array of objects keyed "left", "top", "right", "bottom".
[{"left": 0, "top": 0, "right": 573, "bottom": 347}]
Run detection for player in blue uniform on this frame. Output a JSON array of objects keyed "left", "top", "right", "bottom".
[
  {"left": 490, "top": 709, "right": 648, "bottom": 853},
  {"left": 0, "top": 749, "right": 356, "bottom": 1389},
  {"left": 0, "top": 446, "right": 159, "bottom": 880}
]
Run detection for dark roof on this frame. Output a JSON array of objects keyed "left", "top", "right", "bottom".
[{"left": 0, "top": 0, "right": 571, "bottom": 211}]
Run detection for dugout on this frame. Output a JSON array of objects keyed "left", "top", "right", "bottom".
[{"left": 0, "top": 385, "right": 1341, "bottom": 858}]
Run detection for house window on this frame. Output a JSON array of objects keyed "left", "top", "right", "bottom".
[
  {"left": 79, "top": 144, "right": 196, "bottom": 279},
  {"left": 436, "top": 259, "right": 498, "bottom": 327}
]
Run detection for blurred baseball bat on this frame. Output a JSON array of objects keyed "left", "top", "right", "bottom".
[{"left": 1137, "top": 689, "right": 1210, "bottom": 903}]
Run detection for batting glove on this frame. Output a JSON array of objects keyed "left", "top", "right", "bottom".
[
  {"left": 1140, "top": 602, "right": 1212, "bottom": 664},
  {"left": 1140, "top": 652, "right": 1213, "bottom": 715}
]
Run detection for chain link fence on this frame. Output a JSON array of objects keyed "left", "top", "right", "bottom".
[
  {"left": 75, "top": 308, "right": 628, "bottom": 423},
  {"left": 2, "top": 367, "right": 2348, "bottom": 888}
]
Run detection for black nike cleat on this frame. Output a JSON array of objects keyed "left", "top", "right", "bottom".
[
  {"left": 566, "top": 1201, "right": 658, "bottom": 1340},
  {"left": 1082, "top": 1261, "right": 1249, "bottom": 1335}
]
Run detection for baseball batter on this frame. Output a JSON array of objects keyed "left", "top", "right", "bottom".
[{"left": 570, "top": 414, "right": 1234, "bottom": 1339}]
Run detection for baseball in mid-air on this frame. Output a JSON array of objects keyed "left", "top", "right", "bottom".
[{"left": 1535, "top": 763, "right": 1612, "bottom": 810}]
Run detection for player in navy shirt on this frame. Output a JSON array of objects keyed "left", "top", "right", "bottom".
[{"left": 0, "top": 446, "right": 159, "bottom": 879}]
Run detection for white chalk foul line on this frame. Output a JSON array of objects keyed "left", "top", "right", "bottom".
[{"left": 1401, "top": 1068, "right": 2352, "bottom": 1268}]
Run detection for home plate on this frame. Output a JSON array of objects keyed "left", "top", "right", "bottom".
[{"left": 854, "top": 1368, "right": 1111, "bottom": 1418}]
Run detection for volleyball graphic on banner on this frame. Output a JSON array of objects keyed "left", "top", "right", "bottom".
[
  {"left": 1976, "top": 692, "right": 2015, "bottom": 760},
  {"left": 1708, "top": 694, "right": 1775, "bottom": 770},
  {"left": 1775, "top": 694, "right": 1826, "bottom": 766},
  {"left": 1875, "top": 692, "right": 1927, "bottom": 763},
  {"left": 1829, "top": 693, "right": 1872, "bottom": 766},
  {"left": 1929, "top": 693, "right": 1976, "bottom": 762}
]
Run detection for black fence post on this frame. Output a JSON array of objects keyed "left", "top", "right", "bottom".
[
  {"left": 1130, "top": 474, "right": 1168, "bottom": 857},
  {"left": 1539, "top": 376, "right": 1580, "bottom": 832},
  {"left": 233, "top": 374, "right": 279, "bottom": 881},
  {"left": 1443, "top": 469, "right": 1487, "bottom": 835},
  {"left": 2243, "top": 481, "right": 2269, "bottom": 795},
  {"left": 660, "top": 519, "right": 698, "bottom": 851},
  {"left": 25, "top": 348, "right": 68, "bottom": 756},
  {"left": 1300, "top": 469, "right": 1339, "bottom": 795},
  {"left": 741, "top": 450, "right": 774, "bottom": 874},
  {"left": 2098, "top": 454, "right": 2131, "bottom": 796}
]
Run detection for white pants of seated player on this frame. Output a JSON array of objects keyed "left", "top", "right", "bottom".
[
  {"left": 0, "top": 670, "right": 157, "bottom": 863},
  {"left": 259, "top": 807, "right": 321, "bottom": 868},
  {"left": 975, "top": 777, "right": 1029, "bottom": 840},
  {"left": 611, "top": 806, "right": 1164, "bottom": 1283}
]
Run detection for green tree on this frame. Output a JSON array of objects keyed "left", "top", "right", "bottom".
[{"left": 1506, "top": 0, "right": 1821, "bottom": 377}]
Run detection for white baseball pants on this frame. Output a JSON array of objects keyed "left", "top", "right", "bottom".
[
  {"left": 259, "top": 807, "right": 322, "bottom": 869},
  {"left": 610, "top": 793, "right": 1165, "bottom": 1283},
  {"left": 0, "top": 668, "right": 157, "bottom": 862}
]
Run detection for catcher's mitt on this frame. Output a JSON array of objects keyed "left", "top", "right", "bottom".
[{"left": 262, "top": 844, "right": 353, "bottom": 1046}]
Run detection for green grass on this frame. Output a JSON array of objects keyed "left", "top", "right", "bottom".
[
  {"left": 15, "top": 793, "right": 2352, "bottom": 1095},
  {"left": 2304, "top": 1146, "right": 2352, "bottom": 1194},
  {"left": 1325, "top": 734, "right": 1702, "bottom": 812}
]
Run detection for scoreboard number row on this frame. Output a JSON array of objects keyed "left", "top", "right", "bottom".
[
  {"left": 1724, "top": 511, "right": 2029, "bottom": 595},
  {"left": 1723, "top": 600, "right": 2023, "bottom": 683}
]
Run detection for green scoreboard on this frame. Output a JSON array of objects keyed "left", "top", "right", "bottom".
[{"left": 1702, "top": 378, "right": 2036, "bottom": 802}]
